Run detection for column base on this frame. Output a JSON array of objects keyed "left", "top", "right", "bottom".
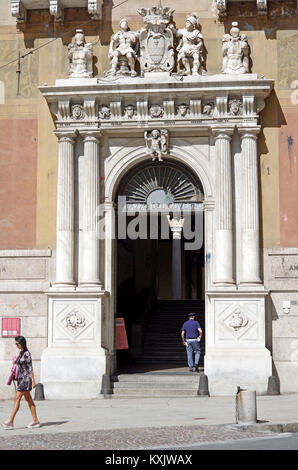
[
  {"left": 213, "top": 279, "right": 235, "bottom": 285},
  {"left": 204, "top": 349, "right": 272, "bottom": 396},
  {"left": 205, "top": 292, "right": 272, "bottom": 395},
  {"left": 77, "top": 283, "right": 104, "bottom": 290},
  {"left": 41, "top": 348, "right": 106, "bottom": 399},
  {"left": 41, "top": 293, "right": 107, "bottom": 399},
  {"left": 239, "top": 281, "right": 263, "bottom": 286}
]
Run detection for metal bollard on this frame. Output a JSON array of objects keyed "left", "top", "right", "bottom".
[
  {"left": 101, "top": 374, "right": 113, "bottom": 396},
  {"left": 34, "top": 383, "right": 45, "bottom": 401},
  {"left": 197, "top": 373, "right": 210, "bottom": 396},
  {"left": 236, "top": 387, "right": 257, "bottom": 424},
  {"left": 267, "top": 376, "right": 280, "bottom": 395}
]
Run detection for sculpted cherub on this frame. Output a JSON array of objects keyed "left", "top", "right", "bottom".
[{"left": 145, "top": 129, "right": 169, "bottom": 162}]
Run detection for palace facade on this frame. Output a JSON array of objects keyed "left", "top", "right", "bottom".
[{"left": 0, "top": 0, "right": 298, "bottom": 398}]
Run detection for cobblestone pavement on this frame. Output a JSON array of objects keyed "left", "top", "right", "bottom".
[{"left": 0, "top": 424, "right": 273, "bottom": 450}]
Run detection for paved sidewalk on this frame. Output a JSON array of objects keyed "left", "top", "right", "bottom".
[{"left": 0, "top": 394, "right": 297, "bottom": 449}]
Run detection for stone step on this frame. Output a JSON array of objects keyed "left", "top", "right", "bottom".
[
  {"left": 111, "top": 389, "right": 197, "bottom": 399},
  {"left": 135, "top": 359, "right": 204, "bottom": 364},
  {"left": 113, "top": 373, "right": 201, "bottom": 382},
  {"left": 113, "top": 380, "right": 200, "bottom": 390}
]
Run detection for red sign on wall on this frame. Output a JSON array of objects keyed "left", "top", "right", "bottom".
[
  {"left": 1, "top": 318, "right": 20, "bottom": 338},
  {"left": 116, "top": 318, "right": 129, "bottom": 350}
]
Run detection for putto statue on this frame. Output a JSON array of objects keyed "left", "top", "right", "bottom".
[
  {"left": 176, "top": 13, "right": 206, "bottom": 76},
  {"left": 145, "top": 129, "right": 169, "bottom": 162},
  {"left": 222, "top": 22, "right": 250, "bottom": 74},
  {"left": 108, "top": 18, "right": 139, "bottom": 77},
  {"left": 68, "top": 29, "right": 93, "bottom": 78}
]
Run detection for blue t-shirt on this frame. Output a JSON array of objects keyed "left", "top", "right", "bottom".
[{"left": 181, "top": 319, "right": 201, "bottom": 339}]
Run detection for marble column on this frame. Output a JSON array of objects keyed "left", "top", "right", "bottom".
[
  {"left": 213, "top": 129, "right": 234, "bottom": 284},
  {"left": 168, "top": 216, "right": 184, "bottom": 300},
  {"left": 54, "top": 132, "right": 76, "bottom": 286},
  {"left": 239, "top": 128, "right": 261, "bottom": 283},
  {"left": 79, "top": 132, "right": 103, "bottom": 287}
]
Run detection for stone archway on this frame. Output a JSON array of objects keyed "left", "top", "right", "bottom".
[{"left": 112, "top": 159, "right": 206, "bottom": 371}]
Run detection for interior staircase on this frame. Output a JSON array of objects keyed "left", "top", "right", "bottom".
[
  {"left": 111, "top": 300, "right": 205, "bottom": 398},
  {"left": 137, "top": 300, "right": 205, "bottom": 366}
]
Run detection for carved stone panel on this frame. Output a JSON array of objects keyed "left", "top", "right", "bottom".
[
  {"left": 51, "top": 298, "right": 98, "bottom": 345},
  {"left": 212, "top": 299, "right": 263, "bottom": 344}
]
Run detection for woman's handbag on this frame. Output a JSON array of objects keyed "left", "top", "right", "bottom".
[{"left": 6, "top": 357, "right": 18, "bottom": 386}]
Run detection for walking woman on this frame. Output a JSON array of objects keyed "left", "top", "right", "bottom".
[{"left": 2, "top": 336, "right": 40, "bottom": 429}]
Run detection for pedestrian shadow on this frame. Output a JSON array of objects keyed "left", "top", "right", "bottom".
[{"left": 39, "top": 421, "right": 69, "bottom": 427}]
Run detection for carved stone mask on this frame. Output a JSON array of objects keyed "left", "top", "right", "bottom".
[{"left": 230, "top": 101, "right": 240, "bottom": 115}]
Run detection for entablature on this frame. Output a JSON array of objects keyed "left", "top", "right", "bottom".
[
  {"left": 10, "top": 0, "right": 103, "bottom": 23},
  {"left": 39, "top": 74, "right": 274, "bottom": 133}
]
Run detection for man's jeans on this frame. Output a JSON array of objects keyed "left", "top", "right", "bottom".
[{"left": 186, "top": 340, "right": 200, "bottom": 370}]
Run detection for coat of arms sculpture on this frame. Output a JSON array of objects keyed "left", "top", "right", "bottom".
[{"left": 137, "top": 5, "right": 175, "bottom": 74}]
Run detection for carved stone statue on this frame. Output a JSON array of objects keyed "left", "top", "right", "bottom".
[
  {"left": 145, "top": 129, "right": 169, "bottom": 162},
  {"left": 68, "top": 30, "right": 93, "bottom": 79},
  {"left": 108, "top": 19, "right": 139, "bottom": 77},
  {"left": 222, "top": 22, "right": 250, "bottom": 74},
  {"left": 176, "top": 13, "right": 206, "bottom": 76}
]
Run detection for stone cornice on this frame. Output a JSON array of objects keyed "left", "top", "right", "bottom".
[
  {"left": 39, "top": 74, "right": 274, "bottom": 133},
  {"left": 216, "top": 0, "right": 298, "bottom": 17},
  {"left": 10, "top": 0, "right": 104, "bottom": 23}
]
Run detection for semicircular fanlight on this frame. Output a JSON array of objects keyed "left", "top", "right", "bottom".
[{"left": 119, "top": 162, "right": 203, "bottom": 203}]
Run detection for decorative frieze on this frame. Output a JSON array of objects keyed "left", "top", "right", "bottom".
[{"left": 52, "top": 91, "right": 269, "bottom": 131}]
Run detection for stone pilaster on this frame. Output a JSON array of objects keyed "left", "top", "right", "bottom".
[
  {"left": 79, "top": 132, "right": 103, "bottom": 287},
  {"left": 239, "top": 127, "right": 261, "bottom": 284},
  {"left": 54, "top": 132, "right": 76, "bottom": 286},
  {"left": 213, "top": 129, "right": 234, "bottom": 284}
]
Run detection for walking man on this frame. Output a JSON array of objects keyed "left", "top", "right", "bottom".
[{"left": 181, "top": 313, "right": 202, "bottom": 372}]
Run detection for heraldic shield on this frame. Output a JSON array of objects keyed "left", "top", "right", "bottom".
[{"left": 138, "top": 6, "right": 175, "bottom": 73}]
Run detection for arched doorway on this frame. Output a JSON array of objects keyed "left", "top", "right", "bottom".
[{"left": 114, "top": 160, "right": 206, "bottom": 371}]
